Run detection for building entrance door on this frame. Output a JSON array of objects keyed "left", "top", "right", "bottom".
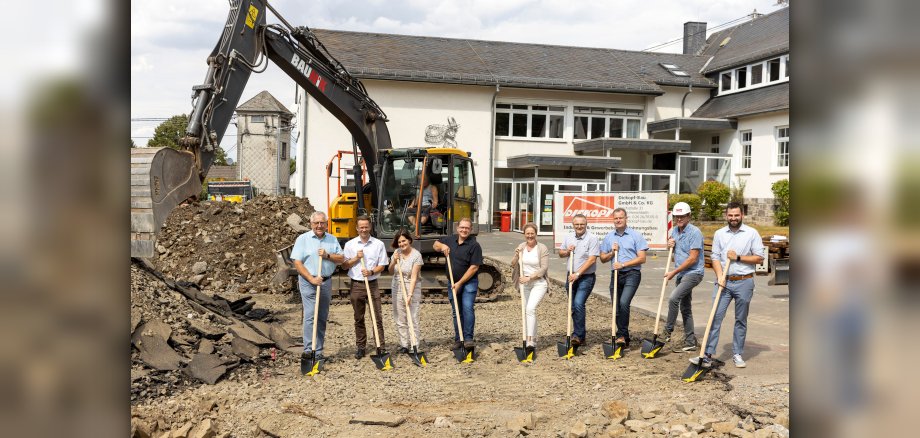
[{"left": 514, "top": 182, "right": 534, "bottom": 232}]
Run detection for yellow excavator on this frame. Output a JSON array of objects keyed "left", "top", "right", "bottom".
[{"left": 131, "top": 0, "right": 502, "bottom": 301}]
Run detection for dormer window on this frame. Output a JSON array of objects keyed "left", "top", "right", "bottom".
[
  {"left": 661, "top": 63, "right": 690, "bottom": 77},
  {"left": 716, "top": 54, "right": 788, "bottom": 95},
  {"left": 251, "top": 115, "right": 265, "bottom": 123}
]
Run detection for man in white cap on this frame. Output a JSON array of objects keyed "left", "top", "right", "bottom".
[{"left": 662, "top": 202, "right": 705, "bottom": 352}]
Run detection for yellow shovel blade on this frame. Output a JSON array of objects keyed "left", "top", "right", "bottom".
[
  {"left": 306, "top": 362, "right": 320, "bottom": 376},
  {"left": 462, "top": 351, "right": 475, "bottom": 363}
]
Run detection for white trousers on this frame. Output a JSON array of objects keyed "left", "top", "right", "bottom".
[{"left": 520, "top": 279, "right": 548, "bottom": 340}]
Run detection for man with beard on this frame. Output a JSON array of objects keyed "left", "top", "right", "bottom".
[{"left": 691, "top": 202, "right": 765, "bottom": 368}]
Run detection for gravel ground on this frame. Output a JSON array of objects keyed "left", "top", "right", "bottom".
[{"left": 131, "top": 268, "right": 789, "bottom": 437}]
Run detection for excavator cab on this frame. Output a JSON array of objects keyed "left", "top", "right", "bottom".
[{"left": 375, "top": 147, "right": 478, "bottom": 246}]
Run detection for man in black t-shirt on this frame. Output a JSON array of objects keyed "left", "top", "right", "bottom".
[{"left": 433, "top": 217, "right": 483, "bottom": 351}]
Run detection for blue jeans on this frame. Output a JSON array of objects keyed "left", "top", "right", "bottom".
[
  {"left": 611, "top": 270, "right": 641, "bottom": 341},
  {"left": 705, "top": 278, "right": 754, "bottom": 357},
  {"left": 448, "top": 279, "right": 479, "bottom": 342},
  {"left": 565, "top": 273, "right": 596, "bottom": 341},
  {"left": 664, "top": 272, "right": 704, "bottom": 342},
  {"left": 300, "top": 277, "right": 332, "bottom": 357}
]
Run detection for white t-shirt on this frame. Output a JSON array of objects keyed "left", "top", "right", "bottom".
[{"left": 522, "top": 245, "right": 541, "bottom": 277}]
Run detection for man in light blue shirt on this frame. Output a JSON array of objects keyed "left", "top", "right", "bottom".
[
  {"left": 692, "top": 202, "right": 765, "bottom": 369},
  {"left": 290, "top": 211, "right": 344, "bottom": 365},
  {"left": 558, "top": 214, "right": 599, "bottom": 347},
  {"left": 599, "top": 208, "right": 648, "bottom": 347},
  {"left": 662, "top": 202, "right": 706, "bottom": 352}
]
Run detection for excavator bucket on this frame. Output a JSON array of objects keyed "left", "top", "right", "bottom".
[{"left": 131, "top": 147, "right": 202, "bottom": 257}]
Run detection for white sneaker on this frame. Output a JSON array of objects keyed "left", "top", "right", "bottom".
[{"left": 733, "top": 354, "right": 746, "bottom": 368}]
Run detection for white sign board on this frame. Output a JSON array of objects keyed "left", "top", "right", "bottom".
[{"left": 552, "top": 191, "right": 669, "bottom": 250}]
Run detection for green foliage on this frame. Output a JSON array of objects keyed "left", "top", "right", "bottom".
[
  {"left": 289, "top": 157, "right": 296, "bottom": 175},
  {"left": 148, "top": 114, "right": 228, "bottom": 165},
  {"left": 730, "top": 177, "right": 747, "bottom": 204},
  {"left": 147, "top": 114, "right": 188, "bottom": 149},
  {"left": 131, "top": 139, "right": 137, "bottom": 148},
  {"left": 668, "top": 193, "right": 702, "bottom": 221},
  {"left": 772, "top": 179, "right": 790, "bottom": 226},
  {"left": 697, "top": 180, "right": 730, "bottom": 220}
]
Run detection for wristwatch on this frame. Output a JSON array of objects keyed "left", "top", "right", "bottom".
[{"left": 735, "top": 255, "right": 741, "bottom": 262}]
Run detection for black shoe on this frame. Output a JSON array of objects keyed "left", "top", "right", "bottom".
[
  {"left": 661, "top": 331, "right": 672, "bottom": 343},
  {"left": 398, "top": 346, "right": 410, "bottom": 354},
  {"left": 463, "top": 341, "right": 475, "bottom": 350},
  {"left": 452, "top": 341, "right": 463, "bottom": 351},
  {"left": 354, "top": 348, "right": 366, "bottom": 359},
  {"left": 571, "top": 337, "right": 583, "bottom": 346},
  {"left": 525, "top": 345, "right": 535, "bottom": 355}
]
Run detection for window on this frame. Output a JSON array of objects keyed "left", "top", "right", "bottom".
[
  {"left": 740, "top": 131, "right": 752, "bottom": 169},
  {"left": 750, "top": 64, "right": 763, "bottom": 85},
  {"left": 251, "top": 115, "right": 265, "bottom": 123},
  {"left": 495, "top": 103, "right": 565, "bottom": 139},
  {"left": 736, "top": 67, "right": 747, "bottom": 89},
  {"left": 717, "top": 53, "right": 788, "bottom": 95},
  {"left": 776, "top": 126, "right": 789, "bottom": 168},
  {"left": 768, "top": 58, "right": 781, "bottom": 81},
  {"left": 281, "top": 141, "right": 287, "bottom": 160},
  {"left": 573, "top": 107, "right": 642, "bottom": 140},
  {"left": 711, "top": 135, "right": 720, "bottom": 153}
]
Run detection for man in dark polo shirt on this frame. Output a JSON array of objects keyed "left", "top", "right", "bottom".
[{"left": 433, "top": 217, "right": 483, "bottom": 351}]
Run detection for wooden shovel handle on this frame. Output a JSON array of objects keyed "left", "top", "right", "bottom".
[
  {"left": 611, "top": 250, "right": 618, "bottom": 337},
  {"left": 446, "top": 253, "right": 465, "bottom": 342},
  {"left": 519, "top": 255, "right": 527, "bottom": 343},
  {"left": 652, "top": 248, "right": 675, "bottom": 335},
  {"left": 311, "top": 251, "right": 322, "bottom": 351},
  {"left": 697, "top": 260, "right": 731, "bottom": 358},
  {"left": 361, "top": 257, "right": 382, "bottom": 349}
]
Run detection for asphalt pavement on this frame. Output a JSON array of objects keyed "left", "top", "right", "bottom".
[{"left": 477, "top": 229, "right": 790, "bottom": 378}]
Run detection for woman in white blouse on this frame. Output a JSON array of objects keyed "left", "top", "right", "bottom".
[{"left": 510, "top": 223, "right": 550, "bottom": 353}]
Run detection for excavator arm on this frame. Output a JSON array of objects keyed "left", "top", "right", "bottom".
[{"left": 131, "top": 0, "right": 391, "bottom": 257}]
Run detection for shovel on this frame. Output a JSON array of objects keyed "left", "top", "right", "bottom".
[
  {"left": 602, "top": 250, "right": 624, "bottom": 360},
  {"left": 301, "top": 252, "right": 325, "bottom": 376},
  {"left": 557, "top": 255, "right": 577, "bottom": 359},
  {"left": 513, "top": 256, "right": 535, "bottom": 363},
  {"left": 641, "top": 247, "right": 674, "bottom": 359},
  {"left": 683, "top": 260, "right": 731, "bottom": 382},
  {"left": 361, "top": 257, "right": 393, "bottom": 371},
  {"left": 446, "top": 254, "right": 474, "bottom": 363},
  {"left": 396, "top": 257, "right": 427, "bottom": 367}
]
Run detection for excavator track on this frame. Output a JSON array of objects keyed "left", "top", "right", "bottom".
[{"left": 131, "top": 147, "right": 202, "bottom": 258}]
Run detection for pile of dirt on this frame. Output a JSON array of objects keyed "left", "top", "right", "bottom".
[{"left": 152, "top": 195, "right": 315, "bottom": 295}]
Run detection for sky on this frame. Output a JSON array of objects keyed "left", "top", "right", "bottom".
[{"left": 130, "top": 0, "right": 787, "bottom": 155}]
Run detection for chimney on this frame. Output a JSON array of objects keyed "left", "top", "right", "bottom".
[{"left": 683, "top": 21, "right": 707, "bottom": 55}]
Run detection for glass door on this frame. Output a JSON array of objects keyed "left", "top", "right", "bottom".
[{"left": 514, "top": 182, "right": 534, "bottom": 231}]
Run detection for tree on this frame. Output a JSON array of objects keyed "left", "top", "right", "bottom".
[
  {"left": 131, "top": 139, "right": 136, "bottom": 148},
  {"left": 289, "top": 157, "right": 296, "bottom": 175},
  {"left": 148, "top": 114, "right": 228, "bottom": 165}
]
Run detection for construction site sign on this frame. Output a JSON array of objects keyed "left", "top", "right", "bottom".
[{"left": 552, "top": 191, "right": 669, "bottom": 250}]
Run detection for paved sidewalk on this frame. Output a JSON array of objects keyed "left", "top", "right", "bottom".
[{"left": 477, "top": 229, "right": 789, "bottom": 378}]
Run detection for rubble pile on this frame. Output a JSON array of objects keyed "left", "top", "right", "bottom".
[
  {"left": 130, "top": 259, "right": 301, "bottom": 401},
  {"left": 152, "top": 195, "right": 316, "bottom": 294}
]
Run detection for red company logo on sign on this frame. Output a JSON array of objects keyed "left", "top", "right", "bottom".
[{"left": 562, "top": 195, "right": 616, "bottom": 225}]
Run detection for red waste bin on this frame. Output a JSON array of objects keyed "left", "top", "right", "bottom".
[{"left": 499, "top": 211, "right": 512, "bottom": 232}]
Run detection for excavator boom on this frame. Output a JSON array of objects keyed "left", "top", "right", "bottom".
[{"left": 131, "top": 0, "right": 390, "bottom": 257}]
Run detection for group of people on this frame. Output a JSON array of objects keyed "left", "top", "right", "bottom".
[
  {"left": 289, "top": 213, "right": 482, "bottom": 363},
  {"left": 289, "top": 201, "right": 765, "bottom": 369}
]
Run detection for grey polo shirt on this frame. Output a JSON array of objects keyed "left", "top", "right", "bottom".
[{"left": 561, "top": 231, "right": 600, "bottom": 275}]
